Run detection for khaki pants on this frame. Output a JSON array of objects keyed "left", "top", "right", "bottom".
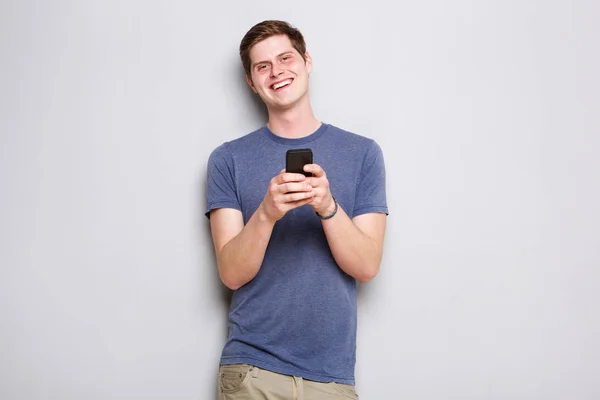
[{"left": 218, "top": 364, "right": 359, "bottom": 400}]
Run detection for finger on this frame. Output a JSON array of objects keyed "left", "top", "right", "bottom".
[
  {"left": 276, "top": 172, "right": 307, "bottom": 184},
  {"left": 304, "top": 176, "right": 327, "bottom": 189},
  {"left": 284, "top": 197, "right": 314, "bottom": 211},
  {"left": 279, "top": 182, "right": 313, "bottom": 194},
  {"left": 303, "top": 164, "right": 324, "bottom": 178},
  {"left": 281, "top": 190, "right": 314, "bottom": 203},
  {"left": 304, "top": 177, "right": 317, "bottom": 187}
]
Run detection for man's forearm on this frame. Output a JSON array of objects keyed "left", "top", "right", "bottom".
[
  {"left": 217, "top": 207, "right": 275, "bottom": 290},
  {"left": 321, "top": 204, "right": 383, "bottom": 282}
]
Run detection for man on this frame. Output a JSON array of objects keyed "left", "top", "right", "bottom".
[{"left": 206, "top": 20, "right": 388, "bottom": 399}]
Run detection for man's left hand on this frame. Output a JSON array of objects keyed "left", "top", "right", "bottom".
[{"left": 303, "top": 164, "right": 336, "bottom": 217}]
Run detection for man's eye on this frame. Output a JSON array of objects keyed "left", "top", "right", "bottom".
[
  {"left": 282, "top": 56, "right": 290, "bottom": 61},
  {"left": 257, "top": 65, "right": 267, "bottom": 71}
]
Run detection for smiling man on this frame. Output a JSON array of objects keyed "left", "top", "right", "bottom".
[{"left": 206, "top": 20, "right": 388, "bottom": 400}]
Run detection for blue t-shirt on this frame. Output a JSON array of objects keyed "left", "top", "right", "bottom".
[{"left": 205, "top": 123, "right": 388, "bottom": 385}]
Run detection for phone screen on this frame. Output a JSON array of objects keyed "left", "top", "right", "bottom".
[{"left": 286, "top": 149, "right": 313, "bottom": 177}]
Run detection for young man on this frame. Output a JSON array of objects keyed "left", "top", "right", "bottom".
[{"left": 206, "top": 20, "right": 388, "bottom": 399}]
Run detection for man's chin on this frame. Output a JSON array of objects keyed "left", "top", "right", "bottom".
[
  {"left": 266, "top": 93, "right": 309, "bottom": 112},
  {"left": 267, "top": 99, "right": 298, "bottom": 112}
]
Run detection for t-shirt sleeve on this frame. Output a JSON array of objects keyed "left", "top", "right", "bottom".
[
  {"left": 205, "top": 143, "right": 241, "bottom": 219},
  {"left": 353, "top": 140, "right": 389, "bottom": 218}
]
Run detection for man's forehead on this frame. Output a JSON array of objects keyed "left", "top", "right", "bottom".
[{"left": 250, "top": 35, "right": 296, "bottom": 59}]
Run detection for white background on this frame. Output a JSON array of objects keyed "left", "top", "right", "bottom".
[{"left": 1, "top": 0, "right": 599, "bottom": 399}]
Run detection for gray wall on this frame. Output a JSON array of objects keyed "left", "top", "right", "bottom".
[{"left": 1, "top": 0, "right": 599, "bottom": 399}]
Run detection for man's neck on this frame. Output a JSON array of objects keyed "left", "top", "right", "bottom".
[{"left": 267, "top": 99, "right": 321, "bottom": 139}]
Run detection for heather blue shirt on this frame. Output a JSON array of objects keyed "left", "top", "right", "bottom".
[{"left": 205, "top": 123, "right": 388, "bottom": 385}]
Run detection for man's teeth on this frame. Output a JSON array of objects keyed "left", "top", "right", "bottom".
[{"left": 273, "top": 80, "right": 291, "bottom": 90}]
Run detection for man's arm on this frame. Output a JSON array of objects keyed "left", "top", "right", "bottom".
[
  {"left": 321, "top": 207, "right": 386, "bottom": 282},
  {"left": 209, "top": 170, "right": 315, "bottom": 290},
  {"left": 304, "top": 163, "right": 387, "bottom": 283},
  {"left": 209, "top": 207, "right": 274, "bottom": 290}
]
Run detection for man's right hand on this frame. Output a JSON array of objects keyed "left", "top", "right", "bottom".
[{"left": 259, "top": 169, "right": 315, "bottom": 223}]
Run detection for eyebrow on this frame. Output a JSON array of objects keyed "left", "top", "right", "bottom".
[{"left": 252, "top": 51, "right": 294, "bottom": 68}]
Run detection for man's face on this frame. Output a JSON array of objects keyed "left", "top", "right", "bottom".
[{"left": 247, "top": 35, "right": 312, "bottom": 111}]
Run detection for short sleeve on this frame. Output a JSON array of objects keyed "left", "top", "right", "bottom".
[
  {"left": 205, "top": 143, "right": 241, "bottom": 219},
  {"left": 353, "top": 140, "right": 388, "bottom": 217}
]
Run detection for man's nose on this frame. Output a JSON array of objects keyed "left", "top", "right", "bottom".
[{"left": 271, "top": 63, "right": 284, "bottom": 77}]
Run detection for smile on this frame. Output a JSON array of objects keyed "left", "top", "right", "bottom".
[{"left": 271, "top": 79, "right": 293, "bottom": 91}]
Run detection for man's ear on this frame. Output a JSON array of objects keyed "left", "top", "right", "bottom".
[
  {"left": 246, "top": 74, "right": 257, "bottom": 93},
  {"left": 305, "top": 52, "right": 313, "bottom": 74}
]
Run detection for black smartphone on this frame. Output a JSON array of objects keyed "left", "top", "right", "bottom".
[{"left": 286, "top": 148, "right": 313, "bottom": 177}]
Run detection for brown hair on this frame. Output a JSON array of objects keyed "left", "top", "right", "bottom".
[{"left": 239, "top": 20, "right": 307, "bottom": 77}]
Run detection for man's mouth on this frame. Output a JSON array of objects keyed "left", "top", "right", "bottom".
[{"left": 271, "top": 79, "right": 293, "bottom": 91}]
